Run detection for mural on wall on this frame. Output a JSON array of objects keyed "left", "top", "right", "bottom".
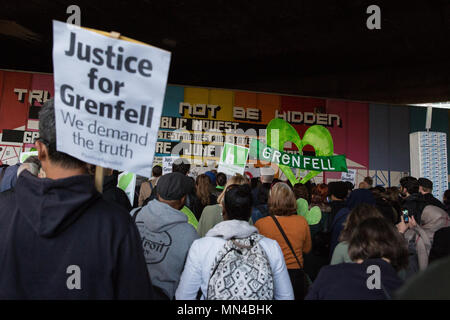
[{"left": 1, "top": 69, "right": 448, "bottom": 187}]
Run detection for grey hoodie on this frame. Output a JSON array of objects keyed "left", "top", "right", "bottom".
[{"left": 132, "top": 199, "right": 199, "bottom": 299}]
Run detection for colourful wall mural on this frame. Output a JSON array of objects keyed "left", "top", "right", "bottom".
[{"left": 1, "top": 69, "right": 448, "bottom": 187}]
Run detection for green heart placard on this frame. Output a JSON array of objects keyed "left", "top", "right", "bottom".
[{"left": 259, "top": 118, "right": 346, "bottom": 184}]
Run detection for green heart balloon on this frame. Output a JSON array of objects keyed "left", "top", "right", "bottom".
[
  {"left": 266, "top": 118, "right": 334, "bottom": 184},
  {"left": 118, "top": 172, "right": 134, "bottom": 191}
]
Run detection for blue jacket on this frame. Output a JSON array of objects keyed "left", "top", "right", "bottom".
[{"left": 0, "top": 164, "right": 20, "bottom": 192}]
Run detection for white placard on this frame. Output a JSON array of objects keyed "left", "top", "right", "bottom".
[
  {"left": 217, "top": 143, "right": 249, "bottom": 176},
  {"left": 52, "top": 20, "right": 171, "bottom": 177},
  {"left": 162, "top": 156, "right": 176, "bottom": 175},
  {"left": 341, "top": 169, "right": 356, "bottom": 185}
]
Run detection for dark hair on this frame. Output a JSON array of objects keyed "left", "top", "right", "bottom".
[
  {"left": 152, "top": 165, "right": 162, "bottom": 177},
  {"left": 400, "top": 176, "right": 417, "bottom": 188},
  {"left": 23, "top": 156, "right": 41, "bottom": 170},
  {"left": 375, "top": 197, "right": 399, "bottom": 225},
  {"left": 418, "top": 177, "right": 433, "bottom": 192},
  {"left": 364, "top": 176, "right": 373, "bottom": 187},
  {"left": 224, "top": 184, "right": 253, "bottom": 221},
  {"left": 217, "top": 172, "right": 227, "bottom": 187},
  {"left": 348, "top": 217, "right": 409, "bottom": 271},
  {"left": 405, "top": 179, "right": 419, "bottom": 194},
  {"left": 172, "top": 158, "right": 190, "bottom": 175},
  {"left": 344, "top": 181, "right": 354, "bottom": 192},
  {"left": 370, "top": 186, "right": 386, "bottom": 199},
  {"left": 444, "top": 190, "right": 450, "bottom": 205},
  {"left": 38, "top": 99, "right": 85, "bottom": 169},
  {"left": 293, "top": 183, "right": 309, "bottom": 200},
  {"left": 340, "top": 203, "right": 383, "bottom": 242},
  {"left": 256, "top": 183, "right": 271, "bottom": 205},
  {"left": 250, "top": 177, "right": 259, "bottom": 190},
  {"left": 328, "top": 181, "right": 348, "bottom": 200}
]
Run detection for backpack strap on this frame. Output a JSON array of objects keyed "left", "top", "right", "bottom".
[
  {"left": 270, "top": 215, "right": 303, "bottom": 269},
  {"left": 132, "top": 207, "right": 143, "bottom": 222}
]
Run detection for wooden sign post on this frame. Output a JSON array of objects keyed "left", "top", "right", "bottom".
[{"left": 94, "top": 31, "right": 121, "bottom": 193}]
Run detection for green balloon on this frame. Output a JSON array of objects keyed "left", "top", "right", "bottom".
[
  {"left": 266, "top": 118, "right": 334, "bottom": 184},
  {"left": 118, "top": 173, "right": 134, "bottom": 191}
]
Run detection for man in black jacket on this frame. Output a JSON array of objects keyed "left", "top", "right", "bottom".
[
  {"left": 400, "top": 177, "right": 426, "bottom": 224},
  {"left": 327, "top": 181, "right": 348, "bottom": 229},
  {"left": 418, "top": 177, "right": 445, "bottom": 210},
  {"left": 0, "top": 99, "right": 153, "bottom": 299}
]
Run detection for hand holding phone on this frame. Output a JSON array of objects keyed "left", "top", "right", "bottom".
[{"left": 402, "top": 209, "right": 409, "bottom": 224}]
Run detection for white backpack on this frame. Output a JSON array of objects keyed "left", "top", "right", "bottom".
[{"left": 206, "top": 233, "right": 274, "bottom": 300}]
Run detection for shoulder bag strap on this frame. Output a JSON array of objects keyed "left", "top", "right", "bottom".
[
  {"left": 270, "top": 215, "right": 302, "bottom": 269},
  {"left": 132, "top": 207, "right": 143, "bottom": 222}
]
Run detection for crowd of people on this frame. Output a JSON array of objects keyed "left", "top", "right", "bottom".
[{"left": 1, "top": 99, "right": 450, "bottom": 300}]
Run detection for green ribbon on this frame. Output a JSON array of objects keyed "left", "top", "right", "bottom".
[{"left": 249, "top": 139, "right": 347, "bottom": 172}]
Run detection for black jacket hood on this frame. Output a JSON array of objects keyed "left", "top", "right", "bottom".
[{"left": 15, "top": 171, "right": 100, "bottom": 238}]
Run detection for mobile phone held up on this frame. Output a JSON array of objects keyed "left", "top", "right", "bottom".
[{"left": 402, "top": 209, "right": 409, "bottom": 223}]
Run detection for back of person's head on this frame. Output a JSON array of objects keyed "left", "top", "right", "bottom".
[
  {"left": 364, "top": 176, "right": 373, "bottom": 187},
  {"left": 216, "top": 172, "right": 227, "bottom": 187},
  {"left": 444, "top": 190, "right": 450, "bottom": 205},
  {"left": 172, "top": 158, "right": 191, "bottom": 175},
  {"left": 348, "top": 217, "right": 409, "bottom": 271},
  {"left": 217, "top": 174, "right": 249, "bottom": 206},
  {"left": 385, "top": 187, "right": 401, "bottom": 202},
  {"left": 38, "top": 99, "right": 85, "bottom": 169},
  {"left": 418, "top": 177, "right": 433, "bottom": 193},
  {"left": 405, "top": 179, "right": 420, "bottom": 195},
  {"left": 268, "top": 182, "right": 297, "bottom": 216},
  {"left": 370, "top": 186, "right": 386, "bottom": 199},
  {"left": 23, "top": 156, "right": 41, "bottom": 170},
  {"left": 205, "top": 171, "right": 217, "bottom": 186},
  {"left": 328, "top": 181, "right": 348, "bottom": 200},
  {"left": 156, "top": 172, "right": 191, "bottom": 209},
  {"left": 196, "top": 174, "right": 212, "bottom": 205},
  {"left": 311, "top": 183, "right": 328, "bottom": 206},
  {"left": 260, "top": 167, "right": 275, "bottom": 184},
  {"left": 152, "top": 165, "right": 162, "bottom": 178},
  {"left": 400, "top": 176, "right": 417, "bottom": 188},
  {"left": 359, "top": 181, "right": 367, "bottom": 189},
  {"left": 256, "top": 182, "right": 271, "bottom": 205},
  {"left": 293, "top": 183, "right": 309, "bottom": 201},
  {"left": 340, "top": 203, "right": 383, "bottom": 242},
  {"left": 375, "top": 197, "right": 399, "bottom": 225},
  {"left": 250, "top": 177, "right": 260, "bottom": 190},
  {"left": 17, "top": 163, "right": 40, "bottom": 177},
  {"left": 347, "top": 188, "right": 376, "bottom": 210},
  {"left": 344, "top": 181, "right": 354, "bottom": 192},
  {"left": 223, "top": 184, "right": 253, "bottom": 221}
]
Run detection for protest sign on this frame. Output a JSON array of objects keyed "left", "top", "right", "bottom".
[
  {"left": 52, "top": 20, "right": 171, "bottom": 177},
  {"left": 217, "top": 143, "right": 249, "bottom": 176},
  {"left": 20, "top": 151, "right": 38, "bottom": 163},
  {"left": 162, "top": 156, "right": 176, "bottom": 175},
  {"left": 341, "top": 169, "right": 356, "bottom": 185},
  {"left": 117, "top": 171, "right": 136, "bottom": 206}
]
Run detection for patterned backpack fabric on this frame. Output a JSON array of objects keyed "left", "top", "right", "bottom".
[{"left": 206, "top": 233, "right": 274, "bottom": 300}]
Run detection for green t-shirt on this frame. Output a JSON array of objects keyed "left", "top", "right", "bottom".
[{"left": 197, "top": 204, "right": 223, "bottom": 237}]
